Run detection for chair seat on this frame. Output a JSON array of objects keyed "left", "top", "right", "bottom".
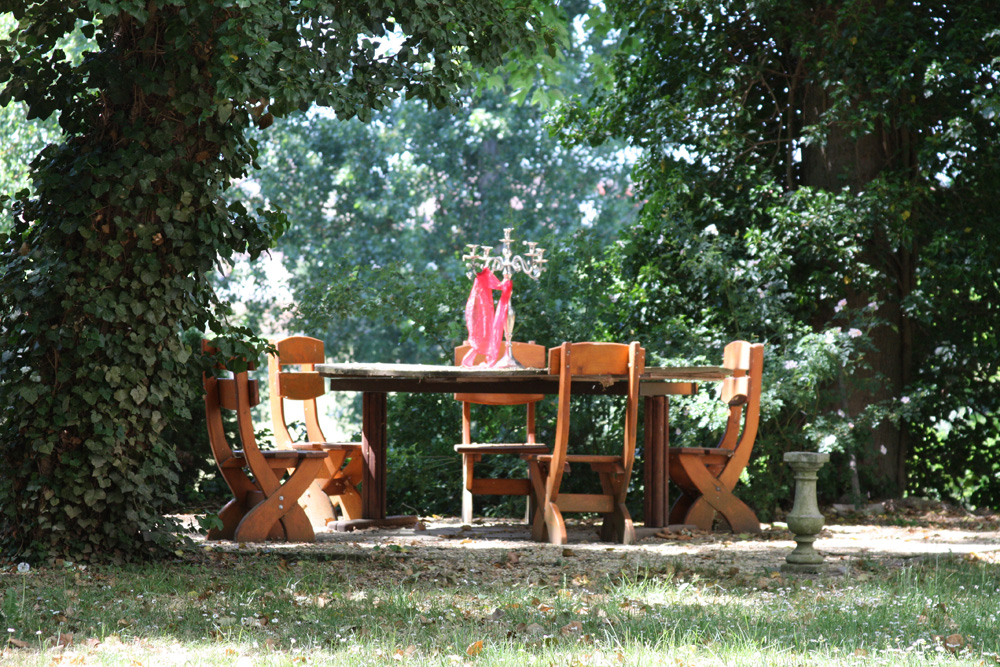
[
  {"left": 531, "top": 453, "right": 624, "bottom": 474},
  {"left": 220, "top": 449, "right": 328, "bottom": 470},
  {"left": 454, "top": 443, "right": 549, "bottom": 454},
  {"left": 669, "top": 447, "right": 735, "bottom": 458},
  {"left": 290, "top": 442, "right": 362, "bottom": 452},
  {"left": 532, "top": 454, "right": 623, "bottom": 464},
  {"left": 268, "top": 449, "right": 328, "bottom": 459}
]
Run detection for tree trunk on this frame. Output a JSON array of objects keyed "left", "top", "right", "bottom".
[{"left": 800, "top": 83, "right": 914, "bottom": 496}]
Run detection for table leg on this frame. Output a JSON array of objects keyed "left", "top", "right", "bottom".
[
  {"left": 361, "top": 391, "right": 387, "bottom": 520},
  {"left": 643, "top": 396, "right": 670, "bottom": 528},
  {"left": 332, "top": 391, "right": 418, "bottom": 532}
]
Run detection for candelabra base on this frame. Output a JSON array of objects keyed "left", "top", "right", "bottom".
[{"left": 493, "top": 347, "right": 524, "bottom": 369}]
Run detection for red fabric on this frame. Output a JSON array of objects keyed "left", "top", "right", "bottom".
[{"left": 461, "top": 268, "right": 512, "bottom": 367}]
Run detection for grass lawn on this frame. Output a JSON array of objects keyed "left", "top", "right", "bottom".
[{"left": 2, "top": 519, "right": 999, "bottom": 666}]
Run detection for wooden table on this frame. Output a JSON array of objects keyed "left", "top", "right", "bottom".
[{"left": 315, "top": 362, "right": 731, "bottom": 530}]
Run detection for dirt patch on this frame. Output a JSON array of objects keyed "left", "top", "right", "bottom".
[{"left": 180, "top": 501, "right": 1000, "bottom": 586}]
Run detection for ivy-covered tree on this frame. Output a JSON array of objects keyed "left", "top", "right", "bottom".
[
  {"left": 0, "top": 0, "right": 550, "bottom": 561},
  {"left": 566, "top": 0, "right": 1000, "bottom": 504}
]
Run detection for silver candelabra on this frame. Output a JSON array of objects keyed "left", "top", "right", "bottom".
[{"left": 462, "top": 228, "right": 547, "bottom": 367}]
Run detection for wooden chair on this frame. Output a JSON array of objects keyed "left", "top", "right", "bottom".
[
  {"left": 526, "top": 341, "right": 644, "bottom": 545},
  {"left": 202, "top": 341, "right": 328, "bottom": 542},
  {"left": 268, "top": 336, "right": 364, "bottom": 525},
  {"left": 668, "top": 341, "right": 764, "bottom": 534},
  {"left": 453, "top": 341, "right": 549, "bottom": 525}
]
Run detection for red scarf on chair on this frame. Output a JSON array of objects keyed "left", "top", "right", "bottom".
[{"left": 461, "top": 268, "right": 512, "bottom": 367}]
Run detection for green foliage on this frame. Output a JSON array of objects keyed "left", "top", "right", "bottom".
[
  {"left": 559, "top": 0, "right": 1000, "bottom": 510},
  {"left": 0, "top": 13, "right": 65, "bottom": 233},
  {"left": 0, "top": 0, "right": 546, "bottom": 561}
]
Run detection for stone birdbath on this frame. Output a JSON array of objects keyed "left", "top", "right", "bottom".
[{"left": 781, "top": 451, "right": 830, "bottom": 574}]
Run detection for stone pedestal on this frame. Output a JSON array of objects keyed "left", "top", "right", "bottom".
[{"left": 781, "top": 451, "right": 830, "bottom": 574}]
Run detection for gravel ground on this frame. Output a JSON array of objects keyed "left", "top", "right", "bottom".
[{"left": 181, "top": 500, "right": 1000, "bottom": 585}]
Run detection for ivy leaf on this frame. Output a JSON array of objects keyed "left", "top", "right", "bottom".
[
  {"left": 83, "top": 489, "right": 106, "bottom": 507},
  {"left": 130, "top": 385, "right": 148, "bottom": 405},
  {"left": 20, "top": 385, "right": 41, "bottom": 404}
]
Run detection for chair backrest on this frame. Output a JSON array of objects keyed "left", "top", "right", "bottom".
[
  {"left": 453, "top": 341, "right": 547, "bottom": 406},
  {"left": 453, "top": 341, "right": 546, "bottom": 445},
  {"left": 202, "top": 340, "right": 279, "bottom": 493},
  {"left": 546, "top": 341, "right": 645, "bottom": 488},
  {"left": 268, "top": 336, "right": 327, "bottom": 447},
  {"left": 716, "top": 341, "right": 765, "bottom": 485}
]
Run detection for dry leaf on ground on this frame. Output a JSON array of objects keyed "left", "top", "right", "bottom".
[{"left": 943, "top": 634, "right": 965, "bottom": 653}]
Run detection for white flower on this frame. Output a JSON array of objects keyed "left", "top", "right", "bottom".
[
  {"left": 880, "top": 445, "right": 888, "bottom": 455},
  {"left": 783, "top": 360, "right": 799, "bottom": 370},
  {"left": 835, "top": 298, "right": 848, "bottom": 313},
  {"left": 901, "top": 396, "right": 911, "bottom": 404},
  {"left": 703, "top": 224, "right": 719, "bottom": 237},
  {"left": 17, "top": 562, "right": 29, "bottom": 574},
  {"left": 848, "top": 328, "right": 862, "bottom": 338}
]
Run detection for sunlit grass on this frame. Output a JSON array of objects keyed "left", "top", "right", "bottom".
[{"left": 2, "top": 549, "right": 998, "bottom": 665}]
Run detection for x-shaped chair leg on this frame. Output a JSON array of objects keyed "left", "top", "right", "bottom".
[
  {"left": 321, "top": 476, "right": 363, "bottom": 520},
  {"left": 596, "top": 470, "right": 635, "bottom": 544},
  {"left": 673, "top": 456, "right": 760, "bottom": 534},
  {"left": 527, "top": 458, "right": 548, "bottom": 542},
  {"left": 211, "top": 498, "right": 246, "bottom": 541},
  {"left": 234, "top": 457, "right": 326, "bottom": 542},
  {"left": 527, "top": 458, "right": 568, "bottom": 544},
  {"left": 209, "top": 472, "right": 257, "bottom": 540}
]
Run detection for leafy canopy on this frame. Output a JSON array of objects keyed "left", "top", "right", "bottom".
[{"left": 559, "top": 0, "right": 1000, "bottom": 506}]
